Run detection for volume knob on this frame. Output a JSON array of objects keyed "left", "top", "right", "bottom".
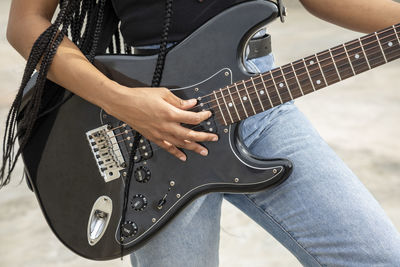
[
  {"left": 134, "top": 166, "right": 151, "bottom": 183},
  {"left": 121, "top": 221, "right": 138, "bottom": 238},
  {"left": 131, "top": 194, "right": 148, "bottom": 211}
]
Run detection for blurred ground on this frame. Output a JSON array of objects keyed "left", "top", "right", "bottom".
[{"left": 0, "top": 1, "right": 399, "bottom": 266}]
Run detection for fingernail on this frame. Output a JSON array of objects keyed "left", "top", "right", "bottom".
[
  {"left": 200, "top": 150, "right": 208, "bottom": 156},
  {"left": 179, "top": 156, "right": 186, "bottom": 161},
  {"left": 187, "top": 99, "right": 197, "bottom": 105},
  {"left": 207, "top": 111, "right": 212, "bottom": 118},
  {"left": 212, "top": 136, "right": 218, "bottom": 141}
]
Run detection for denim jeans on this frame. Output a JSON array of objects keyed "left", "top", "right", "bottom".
[{"left": 130, "top": 52, "right": 400, "bottom": 266}]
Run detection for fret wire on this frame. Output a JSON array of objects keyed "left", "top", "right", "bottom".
[
  {"left": 378, "top": 28, "right": 400, "bottom": 62},
  {"left": 242, "top": 80, "right": 257, "bottom": 115},
  {"left": 342, "top": 44, "right": 356, "bottom": 75},
  {"left": 207, "top": 25, "right": 400, "bottom": 109},
  {"left": 360, "top": 34, "right": 386, "bottom": 68},
  {"left": 315, "top": 53, "right": 329, "bottom": 86},
  {"left": 234, "top": 83, "right": 249, "bottom": 118},
  {"left": 213, "top": 91, "right": 227, "bottom": 125},
  {"left": 358, "top": 38, "right": 372, "bottom": 69},
  {"left": 290, "top": 62, "right": 304, "bottom": 95},
  {"left": 210, "top": 29, "right": 400, "bottom": 116},
  {"left": 219, "top": 88, "right": 234, "bottom": 124},
  {"left": 213, "top": 40, "right": 400, "bottom": 122},
  {"left": 259, "top": 75, "right": 274, "bottom": 107},
  {"left": 226, "top": 85, "right": 241, "bottom": 121},
  {"left": 394, "top": 25, "right": 400, "bottom": 43},
  {"left": 279, "top": 66, "right": 294, "bottom": 100},
  {"left": 251, "top": 76, "right": 265, "bottom": 111},
  {"left": 375, "top": 32, "right": 388, "bottom": 63},
  {"left": 270, "top": 72, "right": 284, "bottom": 103},
  {"left": 328, "top": 48, "right": 342, "bottom": 81},
  {"left": 209, "top": 26, "right": 399, "bottom": 110},
  {"left": 330, "top": 45, "right": 354, "bottom": 80},
  {"left": 302, "top": 58, "right": 316, "bottom": 91}
]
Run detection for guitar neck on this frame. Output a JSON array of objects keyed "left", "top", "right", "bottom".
[{"left": 211, "top": 23, "right": 400, "bottom": 126}]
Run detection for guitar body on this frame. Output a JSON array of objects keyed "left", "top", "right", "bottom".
[{"left": 21, "top": 1, "right": 292, "bottom": 260}]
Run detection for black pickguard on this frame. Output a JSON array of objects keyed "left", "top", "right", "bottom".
[{"left": 21, "top": 0, "right": 292, "bottom": 260}]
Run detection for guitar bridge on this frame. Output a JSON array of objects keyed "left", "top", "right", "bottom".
[{"left": 86, "top": 125, "right": 126, "bottom": 183}]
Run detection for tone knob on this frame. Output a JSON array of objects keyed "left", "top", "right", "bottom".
[
  {"left": 131, "top": 194, "right": 148, "bottom": 211},
  {"left": 121, "top": 221, "right": 138, "bottom": 238},
  {"left": 134, "top": 166, "right": 151, "bottom": 183}
]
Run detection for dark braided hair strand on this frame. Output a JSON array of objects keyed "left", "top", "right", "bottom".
[{"left": 0, "top": 0, "right": 110, "bottom": 188}]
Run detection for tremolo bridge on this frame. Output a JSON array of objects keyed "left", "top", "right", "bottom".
[
  {"left": 86, "top": 121, "right": 153, "bottom": 183},
  {"left": 86, "top": 125, "right": 126, "bottom": 182}
]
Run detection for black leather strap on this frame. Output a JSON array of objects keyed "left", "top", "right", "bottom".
[{"left": 247, "top": 34, "right": 272, "bottom": 59}]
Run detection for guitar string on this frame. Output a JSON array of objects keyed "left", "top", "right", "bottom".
[
  {"left": 193, "top": 29, "right": 400, "bottom": 108},
  {"left": 103, "top": 26, "right": 400, "bottom": 135},
  {"left": 212, "top": 43, "right": 400, "bottom": 123},
  {"left": 104, "top": 42, "right": 400, "bottom": 155},
  {"left": 192, "top": 24, "right": 400, "bottom": 106},
  {"left": 201, "top": 34, "right": 400, "bottom": 114},
  {"left": 109, "top": 43, "right": 400, "bottom": 146}
]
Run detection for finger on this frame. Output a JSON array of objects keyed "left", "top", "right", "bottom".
[
  {"left": 172, "top": 125, "right": 218, "bottom": 143},
  {"left": 167, "top": 136, "right": 209, "bottom": 157},
  {"left": 171, "top": 108, "right": 212, "bottom": 125},
  {"left": 163, "top": 90, "right": 197, "bottom": 110},
  {"left": 156, "top": 139, "right": 187, "bottom": 161}
]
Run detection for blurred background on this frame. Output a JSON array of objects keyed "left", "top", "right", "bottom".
[{"left": 0, "top": 0, "right": 399, "bottom": 266}]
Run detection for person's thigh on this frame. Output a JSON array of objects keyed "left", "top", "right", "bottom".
[
  {"left": 130, "top": 193, "right": 223, "bottom": 267},
  {"left": 224, "top": 93, "right": 400, "bottom": 265}
]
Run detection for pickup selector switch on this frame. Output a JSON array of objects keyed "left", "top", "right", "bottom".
[
  {"left": 131, "top": 194, "right": 148, "bottom": 211},
  {"left": 134, "top": 166, "right": 151, "bottom": 183},
  {"left": 121, "top": 221, "right": 138, "bottom": 237}
]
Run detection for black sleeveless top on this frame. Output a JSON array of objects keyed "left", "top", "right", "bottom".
[{"left": 111, "top": 0, "right": 244, "bottom": 46}]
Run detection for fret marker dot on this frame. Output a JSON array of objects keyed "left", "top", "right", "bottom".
[
  {"left": 243, "top": 96, "right": 248, "bottom": 101},
  {"left": 309, "top": 60, "right": 314, "bottom": 65},
  {"left": 316, "top": 80, "right": 321, "bottom": 85},
  {"left": 355, "top": 54, "right": 360, "bottom": 59},
  {"left": 228, "top": 102, "right": 233, "bottom": 107},
  {"left": 388, "top": 41, "right": 393, "bottom": 47},
  {"left": 279, "top": 83, "right": 284, "bottom": 88},
  {"left": 260, "top": 90, "right": 265, "bottom": 95}
]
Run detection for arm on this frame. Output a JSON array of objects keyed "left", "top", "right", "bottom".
[
  {"left": 299, "top": 0, "right": 400, "bottom": 33},
  {"left": 7, "top": 0, "right": 218, "bottom": 161}
]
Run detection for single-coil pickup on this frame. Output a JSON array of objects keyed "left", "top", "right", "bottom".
[{"left": 86, "top": 125, "right": 126, "bottom": 183}]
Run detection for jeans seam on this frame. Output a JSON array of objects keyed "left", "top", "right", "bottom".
[
  {"left": 243, "top": 194, "right": 324, "bottom": 267},
  {"left": 247, "top": 59, "right": 262, "bottom": 73}
]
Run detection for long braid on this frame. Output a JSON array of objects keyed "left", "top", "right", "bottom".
[
  {"left": 151, "top": 0, "right": 174, "bottom": 87},
  {"left": 119, "top": 0, "right": 174, "bottom": 258},
  {"left": 0, "top": 0, "right": 108, "bottom": 188},
  {"left": 1, "top": 0, "right": 72, "bottom": 187}
]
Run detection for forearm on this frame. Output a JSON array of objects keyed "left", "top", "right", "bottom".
[
  {"left": 6, "top": 11, "right": 118, "bottom": 111},
  {"left": 299, "top": 0, "right": 400, "bottom": 33}
]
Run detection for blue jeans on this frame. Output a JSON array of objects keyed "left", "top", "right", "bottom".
[{"left": 130, "top": 53, "right": 400, "bottom": 266}]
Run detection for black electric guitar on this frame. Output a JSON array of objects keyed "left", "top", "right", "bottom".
[{"left": 20, "top": 0, "right": 400, "bottom": 260}]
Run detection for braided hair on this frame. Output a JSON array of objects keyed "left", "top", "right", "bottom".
[
  {"left": 3, "top": 0, "right": 173, "bottom": 258},
  {"left": 0, "top": 0, "right": 123, "bottom": 188}
]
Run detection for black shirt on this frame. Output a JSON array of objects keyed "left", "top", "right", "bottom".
[{"left": 111, "top": 0, "right": 244, "bottom": 46}]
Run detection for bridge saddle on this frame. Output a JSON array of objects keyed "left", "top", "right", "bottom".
[{"left": 86, "top": 125, "right": 126, "bottom": 183}]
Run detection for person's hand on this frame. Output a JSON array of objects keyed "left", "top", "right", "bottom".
[{"left": 103, "top": 85, "right": 219, "bottom": 161}]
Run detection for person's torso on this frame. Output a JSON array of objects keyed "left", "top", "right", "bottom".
[{"left": 111, "top": 0, "right": 246, "bottom": 46}]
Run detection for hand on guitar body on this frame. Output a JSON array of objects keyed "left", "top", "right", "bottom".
[
  {"left": 7, "top": 0, "right": 218, "bottom": 162},
  {"left": 102, "top": 84, "right": 219, "bottom": 161}
]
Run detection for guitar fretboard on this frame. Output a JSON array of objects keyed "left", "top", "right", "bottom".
[{"left": 209, "top": 24, "right": 400, "bottom": 126}]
